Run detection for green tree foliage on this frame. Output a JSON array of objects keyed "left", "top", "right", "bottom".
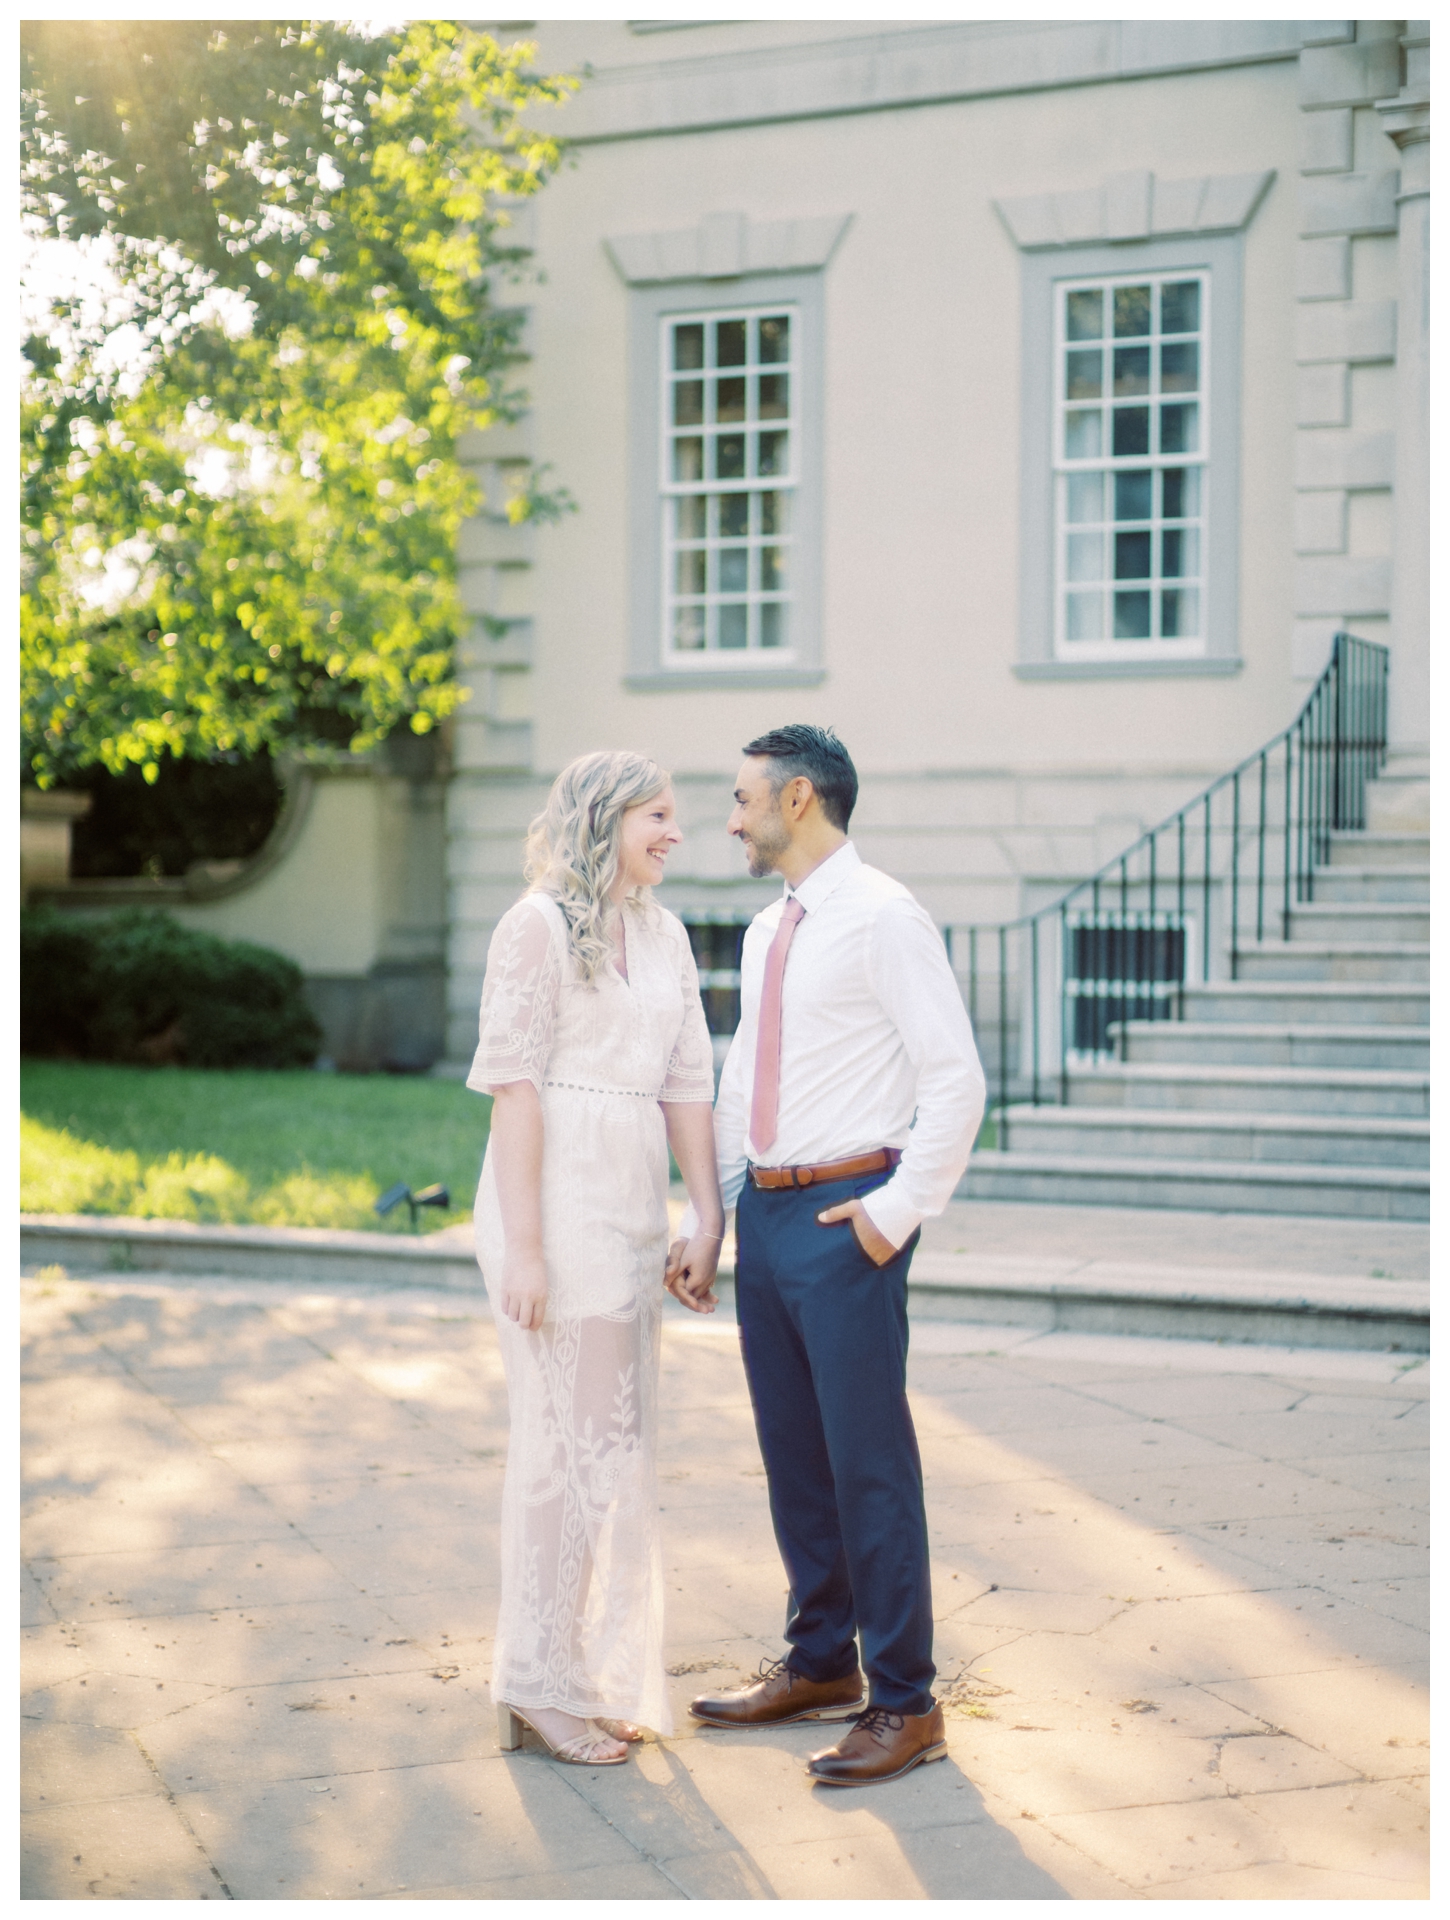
[{"left": 21, "top": 20, "right": 574, "bottom": 786}]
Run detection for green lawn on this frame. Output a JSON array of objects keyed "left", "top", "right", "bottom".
[{"left": 20, "top": 1061, "right": 490, "bottom": 1232}]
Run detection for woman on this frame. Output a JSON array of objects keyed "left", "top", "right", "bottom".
[{"left": 468, "top": 750, "right": 725, "bottom": 1766}]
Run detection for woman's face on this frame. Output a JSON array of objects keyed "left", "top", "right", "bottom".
[{"left": 615, "top": 784, "right": 683, "bottom": 893}]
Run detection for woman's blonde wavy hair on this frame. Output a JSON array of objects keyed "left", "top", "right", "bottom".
[{"left": 523, "top": 750, "right": 671, "bottom": 985}]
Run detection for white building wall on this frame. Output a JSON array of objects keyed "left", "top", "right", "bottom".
[{"left": 445, "top": 19, "right": 1417, "bottom": 1063}]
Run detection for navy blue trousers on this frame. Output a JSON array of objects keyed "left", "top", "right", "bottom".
[{"left": 734, "top": 1170, "right": 935, "bottom": 1715}]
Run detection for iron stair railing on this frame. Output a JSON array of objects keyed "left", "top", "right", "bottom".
[{"left": 946, "top": 633, "right": 1390, "bottom": 1148}]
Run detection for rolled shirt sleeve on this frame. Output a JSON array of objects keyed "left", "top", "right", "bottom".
[
  {"left": 677, "top": 1023, "right": 749, "bottom": 1241},
  {"left": 855, "top": 897, "right": 987, "bottom": 1250}
]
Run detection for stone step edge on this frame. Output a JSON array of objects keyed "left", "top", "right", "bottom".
[
  {"left": 1072, "top": 1062, "right": 1428, "bottom": 1088},
  {"left": 1288, "top": 917, "right": 1430, "bottom": 931},
  {"left": 1182, "top": 982, "right": 1428, "bottom": 998},
  {"left": 999, "top": 1105, "right": 1428, "bottom": 1138},
  {"left": 1328, "top": 830, "right": 1430, "bottom": 841},
  {"left": 907, "top": 1253, "right": 1426, "bottom": 1317},
  {"left": 21, "top": 1216, "right": 1426, "bottom": 1350},
  {"left": 1306, "top": 883, "right": 1430, "bottom": 895},
  {"left": 965, "top": 1149, "right": 1428, "bottom": 1190},
  {"left": 22, "top": 1212, "right": 466, "bottom": 1258},
  {"left": 904, "top": 1276, "right": 1426, "bottom": 1349},
  {"left": 21, "top": 1213, "right": 480, "bottom": 1287},
  {"left": 1114, "top": 1021, "right": 1431, "bottom": 1040},
  {"left": 1232, "top": 941, "right": 1430, "bottom": 956}
]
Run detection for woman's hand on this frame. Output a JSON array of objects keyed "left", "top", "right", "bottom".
[
  {"left": 664, "top": 1234, "right": 720, "bottom": 1314},
  {"left": 500, "top": 1248, "right": 549, "bottom": 1331},
  {"left": 661, "top": 1100, "right": 725, "bottom": 1316}
]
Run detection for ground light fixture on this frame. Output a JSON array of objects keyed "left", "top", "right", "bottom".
[{"left": 374, "top": 1181, "right": 451, "bottom": 1229}]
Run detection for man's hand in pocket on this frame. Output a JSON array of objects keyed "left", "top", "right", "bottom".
[{"left": 816, "top": 1198, "right": 897, "bottom": 1267}]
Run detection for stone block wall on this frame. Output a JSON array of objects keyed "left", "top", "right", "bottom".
[{"left": 1290, "top": 21, "right": 1406, "bottom": 681}]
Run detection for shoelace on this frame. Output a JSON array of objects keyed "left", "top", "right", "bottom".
[{"left": 850, "top": 1706, "right": 906, "bottom": 1739}]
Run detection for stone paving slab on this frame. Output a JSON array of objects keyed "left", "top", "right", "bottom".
[
  {"left": 20, "top": 1265, "right": 1429, "bottom": 1901},
  {"left": 22, "top": 1789, "right": 222, "bottom": 1900}
]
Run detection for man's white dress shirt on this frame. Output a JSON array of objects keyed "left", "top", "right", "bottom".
[{"left": 684, "top": 841, "right": 987, "bottom": 1251}]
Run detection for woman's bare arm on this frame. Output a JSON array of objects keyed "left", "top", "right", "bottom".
[
  {"left": 488, "top": 1081, "right": 548, "bottom": 1331},
  {"left": 662, "top": 1100, "right": 724, "bottom": 1314}
]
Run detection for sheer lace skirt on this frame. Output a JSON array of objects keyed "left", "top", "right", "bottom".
[{"left": 474, "top": 1090, "right": 673, "bottom": 1734}]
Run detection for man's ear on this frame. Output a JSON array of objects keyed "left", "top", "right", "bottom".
[{"left": 786, "top": 775, "right": 815, "bottom": 820}]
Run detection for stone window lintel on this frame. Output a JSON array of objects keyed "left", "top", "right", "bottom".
[{"left": 995, "top": 168, "right": 1275, "bottom": 253}]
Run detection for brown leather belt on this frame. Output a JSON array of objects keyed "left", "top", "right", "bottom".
[{"left": 747, "top": 1147, "right": 901, "bottom": 1191}]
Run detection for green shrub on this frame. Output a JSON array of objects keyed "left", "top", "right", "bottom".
[{"left": 20, "top": 907, "right": 321, "bottom": 1069}]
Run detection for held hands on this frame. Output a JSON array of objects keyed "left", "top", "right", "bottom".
[
  {"left": 816, "top": 1198, "right": 898, "bottom": 1268},
  {"left": 663, "top": 1234, "right": 721, "bottom": 1314},
  {"left": 500, "top": 1248, "right": 549, "bottom": 1332}
]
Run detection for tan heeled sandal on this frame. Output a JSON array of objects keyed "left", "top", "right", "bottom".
[{"left": 497, "top": 1703, "right": 631, "bottom": 1765}]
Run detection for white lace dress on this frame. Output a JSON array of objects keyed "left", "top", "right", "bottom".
[{"left": 468, "top": 890, "right": 714, "bottom": 1736}]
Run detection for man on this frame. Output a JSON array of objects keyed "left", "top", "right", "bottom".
[{"left": 668, "top": 724, "right": 986, "bottom": 1787}]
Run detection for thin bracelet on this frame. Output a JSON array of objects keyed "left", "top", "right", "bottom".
[{"left": 693, "top": 1230, "right": 725, "bottom": 1241}]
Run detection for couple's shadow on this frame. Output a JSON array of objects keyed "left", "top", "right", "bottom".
[{"left": 558, "top": 1718, "right": 1071, "bottom": 1900}]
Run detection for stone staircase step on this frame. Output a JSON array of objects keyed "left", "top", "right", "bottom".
[
  {"left": 1379, "top": 751, "right": 1431, "bottom": 778},
  {"left": 996, "top": 1104, "right": 1428, "bottom": 1170},
  {"left": 1288, "top": 903, "right": 1429, "bottom": 943},
  {"left": 904, "top": 1252, "right": 1428, "bottom": 1352},
  {"left": 1366, "top": 775, "right": 1430, "bottom": 834},
  {"left": 1232, "top": 942, "right": 1429, "bottom": 984},
  {"left": 1181, "top": 981, "right": 1428, "bottom": 1025},
  {"left": 19, "top": 1213, "right": 484, "bottom": 1292},
  {"left": 1114, "top": 1019, "right": 1430, "bottom": 1071},
  {"left": 1067, "top": 1061, "right": 1428, "bottom": 1118},
  {"left": 969, "top": 756, "right": 1431, "bottom": 1225},
  {"left": 1326, "top": 831, "right": 1429, "bottom": 867},
  {"left": 23, "top": 1211, "right": 1430, "bottom": 1353},
  {"left": 962, "top": 1149, "right": 1428, "bottom": 1221},
  {"left": 1307, "top": 866, "right": 1429, "bottom": 903}
]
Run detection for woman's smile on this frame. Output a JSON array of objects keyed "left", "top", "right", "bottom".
[{"left": 616, "top": 784, "right": 683, "bottom": 892}]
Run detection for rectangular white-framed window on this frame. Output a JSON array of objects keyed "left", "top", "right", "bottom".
[
  {"left": 1014, "top": 233, "right": 1243, "bottom": 681},
  {"left": 1055, "top": 271, "right": 1208, "bottom": 658},
  {"left": 660, "top": 304, "right": 798, "bottom": 661},
  {"left": 625, "top": 269, "right": 824, "bottom": 690}
]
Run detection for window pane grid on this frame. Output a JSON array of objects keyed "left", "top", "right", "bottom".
[
  {"left": 1054, "top": 273, "right": 1207, "bottom": 652},
  {"left": 662, "top": 306, "right": 796, "bottom": 658}
]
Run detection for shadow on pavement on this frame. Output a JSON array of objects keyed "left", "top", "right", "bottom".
[
  {"left": 805, "top": 1754, "right": 1072, "bottom": 1899},
  {"left": 563, "top": 1726, "right": 1072, "bottom": 1900},
  {"left": 21, "top": 1276, "right": 1428, "bottom": 1899}
]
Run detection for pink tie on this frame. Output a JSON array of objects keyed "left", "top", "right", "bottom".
[{"left": 751, "top": 896, "right": 805, "bottom": 1156}]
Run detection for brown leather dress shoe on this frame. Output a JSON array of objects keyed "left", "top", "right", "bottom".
[
  {"left": 690, "top": 1656, "right": 864, "bottom": 1728},
  {"left": 807, "top": 1703, "right": 948, "bottom": 1785}
]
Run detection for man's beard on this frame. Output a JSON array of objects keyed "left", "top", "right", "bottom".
[{"left": 741, "top": 808, "right": 790, "bottom": 877}]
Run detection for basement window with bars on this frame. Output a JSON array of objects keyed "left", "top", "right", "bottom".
[
  {"left": 1064, "top": 909, "right": 1189, "bottom": 1059},
  {"left": 662, "top": 306, "right": 796, "bottom": 661},
  {"left": 1055, "top": 272, "right": 1207, "bottom": 659}
]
